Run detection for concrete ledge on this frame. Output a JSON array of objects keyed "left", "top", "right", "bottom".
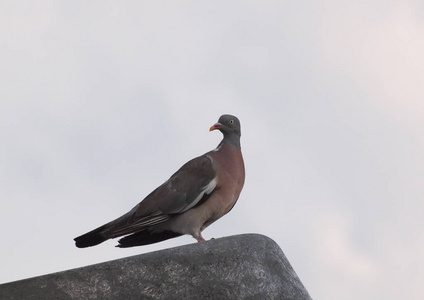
[{"left": 0, "top": 234, "right": 311, "bottom": 299}]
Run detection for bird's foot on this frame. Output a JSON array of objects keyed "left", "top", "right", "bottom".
[{"left": 195, "top": 234, "right": 205, "bottom": 242}]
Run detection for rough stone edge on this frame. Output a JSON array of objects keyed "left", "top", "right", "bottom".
[{"left": 0, "top": 234, "right": 312, "bottom": 300}]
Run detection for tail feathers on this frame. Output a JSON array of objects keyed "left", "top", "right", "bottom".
[
  {"left": 74, "top": 225, "right": 110, "bottom": 248},
  {"left": 117, "top": 230, "right": 182, "bottom": 248}
]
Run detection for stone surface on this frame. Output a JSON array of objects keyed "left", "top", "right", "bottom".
[{"left": 0, "top": 234, "right": 312, "bottom": 300}]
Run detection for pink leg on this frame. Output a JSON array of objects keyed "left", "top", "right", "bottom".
[{"left": 194, "top": 234, "right": 205, "bottom": 242}]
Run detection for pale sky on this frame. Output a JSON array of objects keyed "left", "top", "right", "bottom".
[{"left": 1, "top": 2, "right": 424, "bottom": 300}]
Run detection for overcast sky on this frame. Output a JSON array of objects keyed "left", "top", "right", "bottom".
[{"left": 1, "top": 2, "right": 423, "bottom": 299}]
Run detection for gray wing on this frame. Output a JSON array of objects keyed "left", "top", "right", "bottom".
[{"left": 108, "top": 154, "right": 217, "bottom": 238}]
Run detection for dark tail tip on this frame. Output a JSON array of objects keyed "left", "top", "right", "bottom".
[
  {"left": 74, "top": 234, "right": 107, "bottom": 248},
  {"left": 74, "top": 226, "right": 109, "bottom": 248}
]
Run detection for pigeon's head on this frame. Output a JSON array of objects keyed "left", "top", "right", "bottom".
[{"left": 209, "top": 114, "right": 241, "bottom": 137}]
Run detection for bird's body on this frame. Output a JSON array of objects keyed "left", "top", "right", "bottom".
[{"left": 74, "top": 115, "right": 245, "bottom": 248}]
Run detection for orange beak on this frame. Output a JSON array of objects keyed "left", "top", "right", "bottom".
[{"left": 209, "top": 122, "right": 222, "bottom": 131}]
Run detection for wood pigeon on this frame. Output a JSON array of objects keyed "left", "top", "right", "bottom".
[{"left": 74, "top": 114, "right": 245, "bottom": 248}]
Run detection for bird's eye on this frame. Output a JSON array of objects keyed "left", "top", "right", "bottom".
[{"left": 229, "top": 120, "right": 234, "bottom": 124}]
